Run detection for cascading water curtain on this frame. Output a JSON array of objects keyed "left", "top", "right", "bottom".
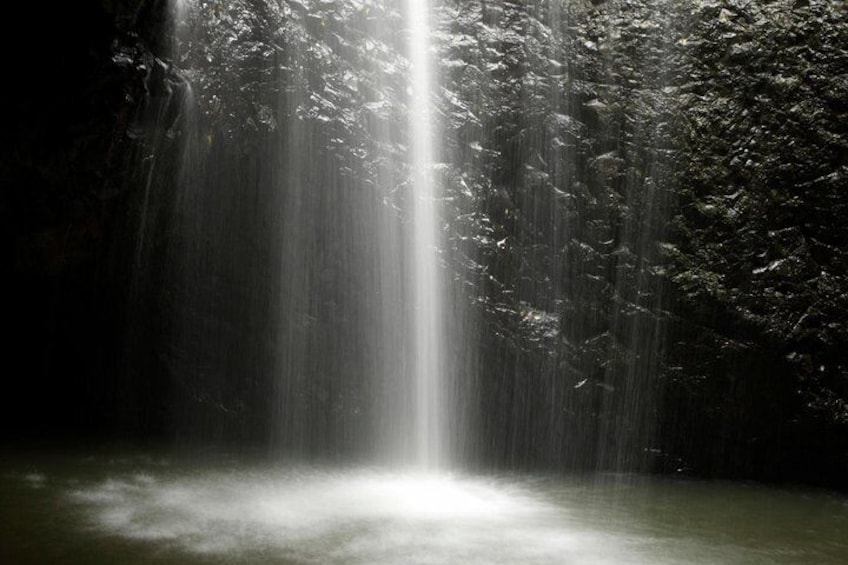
[
  {"left": 153, "top": 0, "right": 672, "bottom": 473},
  {"left": 158, "top": 0, "right": 459, "bottom": 464}
]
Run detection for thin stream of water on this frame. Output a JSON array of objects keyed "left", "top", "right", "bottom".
[{"left": 407, "top": 0, "right": 444, "bottom": 469}]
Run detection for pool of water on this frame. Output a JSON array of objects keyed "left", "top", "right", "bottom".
[{"left": 2, "top": 453, "right": 847, "bottom": 564}]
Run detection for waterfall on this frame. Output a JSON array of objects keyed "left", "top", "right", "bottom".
[
  {"left": 406, "top": 0, "right": 445, "bottom": 468},
  {"left": 161, "top": 0, "right": 452, "bottom": 464},
  {"left": 156, "top": 0, "right": 667, "bottom": 473}
]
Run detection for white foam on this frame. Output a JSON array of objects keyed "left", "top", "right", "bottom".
[{"left": 69, "top": 468, "right": 648, "bottom": 564}]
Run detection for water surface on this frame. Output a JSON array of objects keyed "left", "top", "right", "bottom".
[{"left": 2, "top": 454, "right": 846, "bottom": 564}]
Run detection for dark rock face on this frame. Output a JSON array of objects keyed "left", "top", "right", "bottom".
[
  {"left": 435, "top": 0, "right": 848, "bottom": 484},
  {"left": 0, "top": 1, "right": 180, "bottom": 441},
  {"left": 661, "top": 0, "right": 848, "bottom": 485}
]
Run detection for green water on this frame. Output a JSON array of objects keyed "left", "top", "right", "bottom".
[{"left": 1, "top": 452, "right": 846, "bottom": 564}]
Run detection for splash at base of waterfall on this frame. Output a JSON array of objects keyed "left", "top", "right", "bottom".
[
  {"left": 0, "top": 458, "right": 833, "bottom": 565},
  {"left": 68, "top": 469, "right": 597, "bottom": 564}
]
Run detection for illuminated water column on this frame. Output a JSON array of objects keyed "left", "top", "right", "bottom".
[{"left": 407, "top": 0, "right": 444, "bottom": 468}]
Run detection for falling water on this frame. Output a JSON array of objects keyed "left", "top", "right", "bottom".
[
  {"left": 157, "top": 0, "right": 453, "bottom": 463},
  {"left": 154, "top": 0, "right": 669, "bottom": 471},
  {"left": 406, "top": 0, "right": 444, "bottom": 468}
]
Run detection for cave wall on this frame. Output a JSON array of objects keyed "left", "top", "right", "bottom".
[
  {"left": 1, "top": 1, "right": 179, "bottom": 442},
  {"left": 660, "top": 0, "right": 848, "bottom": 486},
  {"left": 436, "top": 0, "right": 847, "bottom": 485}
]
